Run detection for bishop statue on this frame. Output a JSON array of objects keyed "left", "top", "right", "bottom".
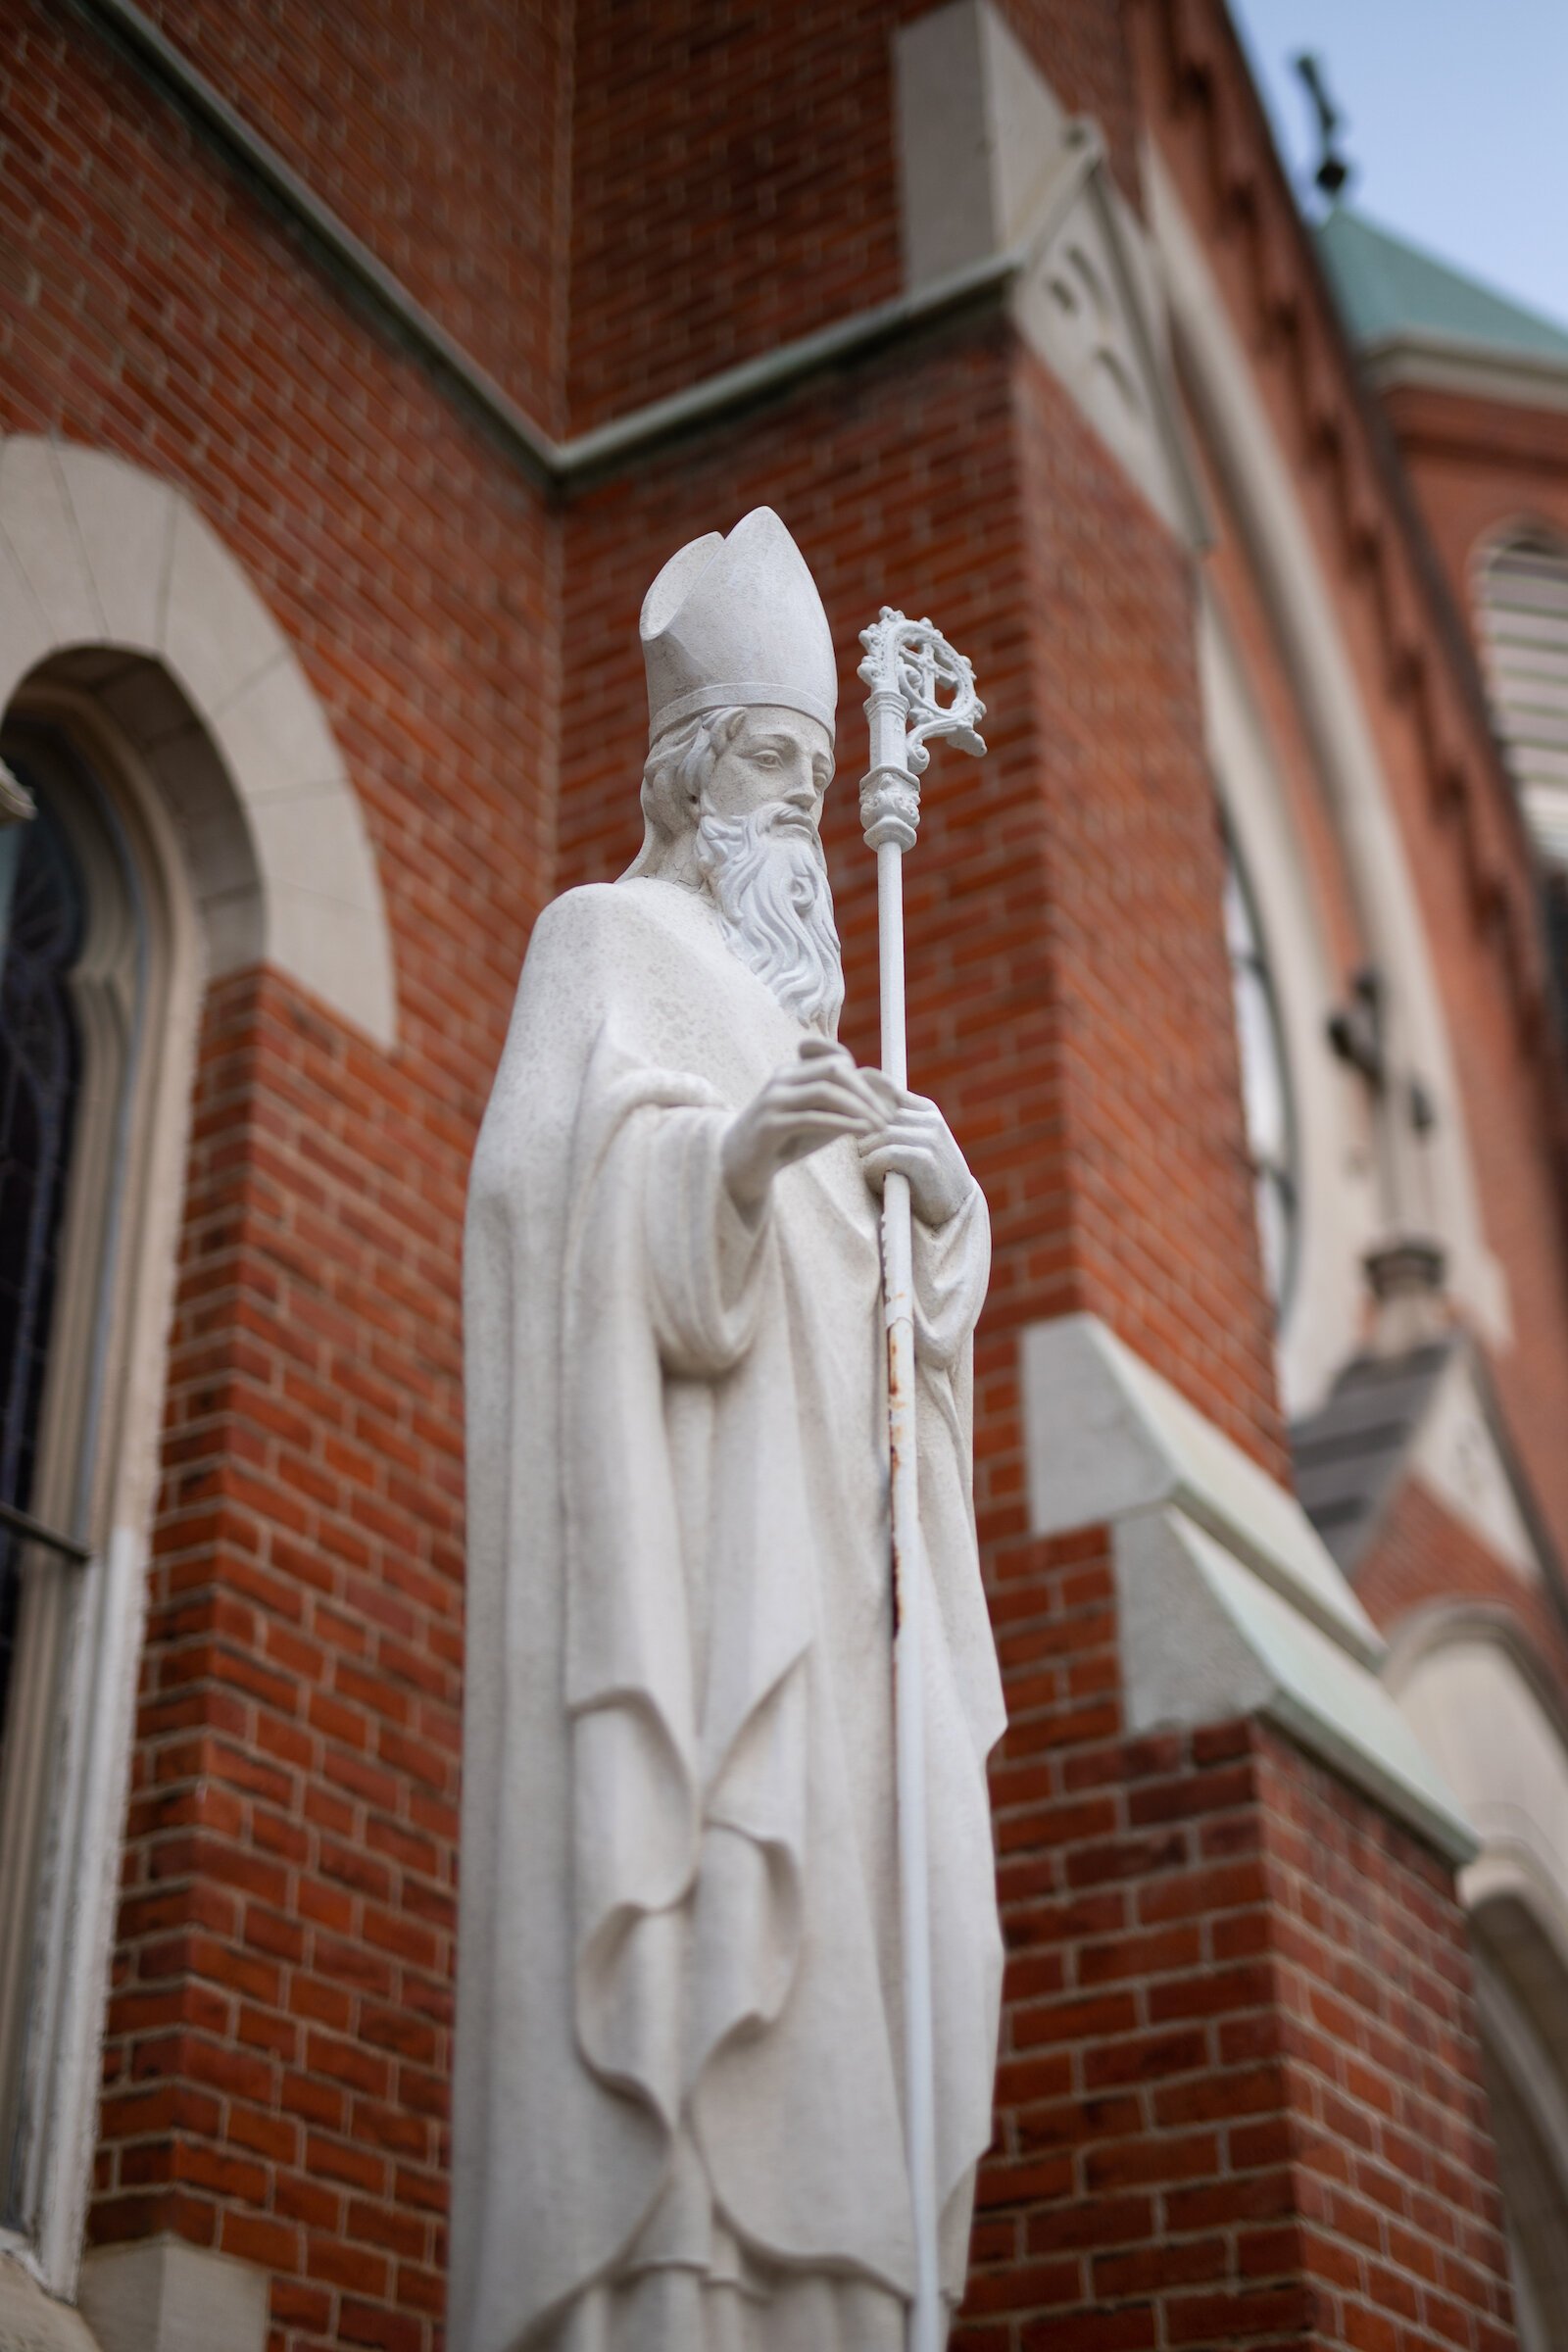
[{"left": 452, "top": 510, "right": 1004, "bottom": 2352}]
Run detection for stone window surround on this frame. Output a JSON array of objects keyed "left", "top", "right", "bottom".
[
  {"left": 0, "top": 433, "right": 395, "bottom": 2310},
  {"left": 0, "top": 436, "right": 396, "bottom": 1051}
]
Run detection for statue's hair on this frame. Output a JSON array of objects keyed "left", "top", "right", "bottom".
[{"left": 627, "top": 708, "right": 749, "bottom": 874}]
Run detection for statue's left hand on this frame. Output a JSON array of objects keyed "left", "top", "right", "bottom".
[{"left": 857, "top": 1076, "right": 975, "bottom": 1226}]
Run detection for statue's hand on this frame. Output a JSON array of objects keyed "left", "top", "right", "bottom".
[
  {"left": 721, "top": 1037, "right": 883, "bottom": 1214},
  {"left": 858, "top": 1075, "right": 975, "bottom": 1226}
]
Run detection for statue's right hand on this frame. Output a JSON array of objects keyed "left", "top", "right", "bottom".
[{"left": 721, "top": 1037, "right": 883, "bottom": 1214}]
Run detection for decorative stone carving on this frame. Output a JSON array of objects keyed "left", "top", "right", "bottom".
[
  {"left": 895, "top": 0, "right": 1207, "bottom": 544},
  {"left": 1019, "top": 1311, "right": 1476, "bottom": 1864},
  {"left": 452, "top": 511, "right": 1005, "bottom": 2352}
]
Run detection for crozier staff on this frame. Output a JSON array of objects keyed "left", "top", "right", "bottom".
[{"left": 452, "top": 509, "right": 1004, "bottom": 2352}]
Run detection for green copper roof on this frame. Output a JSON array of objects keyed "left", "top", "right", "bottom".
[{"left": 1315, "top": 207, "right": 1568, "bottom": 366}]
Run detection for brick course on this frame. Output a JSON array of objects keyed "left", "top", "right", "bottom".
[
  {"left": 1378, "top": 384, "right": 1568, "bottom": 620},
  {"left": 962, "top": 1533, "right": 1516, "bottom": 2352},
  {"left": 124, "top": 0, "right": 569, "bottom": 427},
  {"left": 95, "top": 972, "right": 468, "bottom": 2348}
]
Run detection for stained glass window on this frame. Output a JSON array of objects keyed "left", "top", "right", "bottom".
[
  {"left": 0, "top": 714, "right": 150, "bottom": 2241},
  {"left": 0, "top": 760, "right": 85, "bottom": 1753}
]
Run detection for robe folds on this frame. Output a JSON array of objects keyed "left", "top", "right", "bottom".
[{"left": 452, "top": 876, "right": 1006, "bottom": 2352}]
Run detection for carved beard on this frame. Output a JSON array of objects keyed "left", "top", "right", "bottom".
[{"left": 695, "top": 803, "right": 845, "bottom": 1037}]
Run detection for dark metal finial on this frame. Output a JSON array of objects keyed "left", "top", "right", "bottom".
[{"left": 1294, "top": 53, "right": 1353, "bottom": 202}]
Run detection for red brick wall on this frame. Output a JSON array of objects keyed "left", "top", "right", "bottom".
[
  {"left": 962, "top": 1528, "right": 1516, "bottom": 2352},
  {"left": 1379, "top": 384, "right": 1568, "bottom": 617},
  {"left": 1358, "top": 1472, "right": 1568, "bottom": 1715},
  {"left": 564, "top": 0, "right": 1147, "bottom": 435},
  {"left": 558, "top": 327, "right": 1283, "bottom": 1488},
  {"left": 2, "top": 0, "right": 558, "bottom": 1015},
  {"left": 1009, "top": 348, "right": 1283, "bottom": 1475},
  {"left": 5, "top": 5, "right": 558, "bottom": 2344},
  {"left": 99, "top": 972, "right": 470, "bottom": 2349},
  {"left": 121, "top": 0, "right": 569, "bottom": 426}
]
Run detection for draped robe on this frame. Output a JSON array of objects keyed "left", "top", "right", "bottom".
[{"left": 452, "top": 874, "right": 1005, "bottom": 2352}]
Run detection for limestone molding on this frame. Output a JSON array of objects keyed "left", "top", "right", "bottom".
[
  {"left": 894, "top": 0, "right": 1207, "bottom": 545},
  {"left": 0, "top": 434, "right": 396, "bottom": 1048},
  {"left": 77, "top": 2238, "right": 268, "bottom": 2352},
  {"left": 1020, "top": 1312, "right": 1476, "bottom": 1864}
]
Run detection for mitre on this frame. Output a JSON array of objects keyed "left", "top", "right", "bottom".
[{"left": 641, "top": 507, "right": 838, "bottom": 746}]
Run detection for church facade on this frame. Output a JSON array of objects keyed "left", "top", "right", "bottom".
[{"left": 2, "top": 2, "right": 1567, "bottom": 2347}]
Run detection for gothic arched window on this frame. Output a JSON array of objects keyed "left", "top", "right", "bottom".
[
  {"left": 1476, "top": 527, "right": 1568, "bottom": 868},
  {"left": 0, "top": 776, "right": 87, "bottom": 1685},
  {"left": 1224, "top": 844, "right": 1299, "bottom": 1314},
  {"left": 0, "top": 714, "right": 154, "bottom": 2230}
]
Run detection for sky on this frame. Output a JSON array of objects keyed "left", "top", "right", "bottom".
[{"left": 1230, "top": 0, "right": 1568, "bottom": 332}]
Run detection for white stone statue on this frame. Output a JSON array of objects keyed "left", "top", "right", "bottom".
[{"left": 453, "top": 509, "right": 1005, "bottom": 2352}]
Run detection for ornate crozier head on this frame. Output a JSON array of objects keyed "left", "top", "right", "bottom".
[{"left": 626, "top": 509, "right": 844, "bottom": 1035}]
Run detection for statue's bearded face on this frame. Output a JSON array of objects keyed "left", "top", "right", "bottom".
[
  {"left": 633, "top": 706, "right": 844, "bottom": 1033},
  {"left": 698, "top": 706, "right": 834, "bottom": 828},
  {"left": 694, "top": 709, "right": 843, "bottom": 1037}
]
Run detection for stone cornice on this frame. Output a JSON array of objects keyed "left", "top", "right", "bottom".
[{"left": 1363, "top": 332, "right": 1568, "bottom": 417}]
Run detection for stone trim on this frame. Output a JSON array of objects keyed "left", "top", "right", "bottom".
[
  {"left": 1021, "top": 1312, "right": 1382, "bottom": 1663},
  {"left": 1363, "top": 331, "right": 1568, "bottom": 414},
  {"left": 0, "top": 437, "right": 396, "bottom": 1048},
  {"left": 1389, "top": 1612, "right": 1568, "bottom": 1943},
  {"left": 1021, "top": 1312, "right": 1476, "bottom": 1863},
  {"left": 78, "top": 2239, "right": 267, "bottom": 2352},
  {"left": 1118, "top": 1507, "right": 1475, "bottom": 1864},
  {"left": 894, "top": 0, "right": 1208, "bottom": 546}
]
